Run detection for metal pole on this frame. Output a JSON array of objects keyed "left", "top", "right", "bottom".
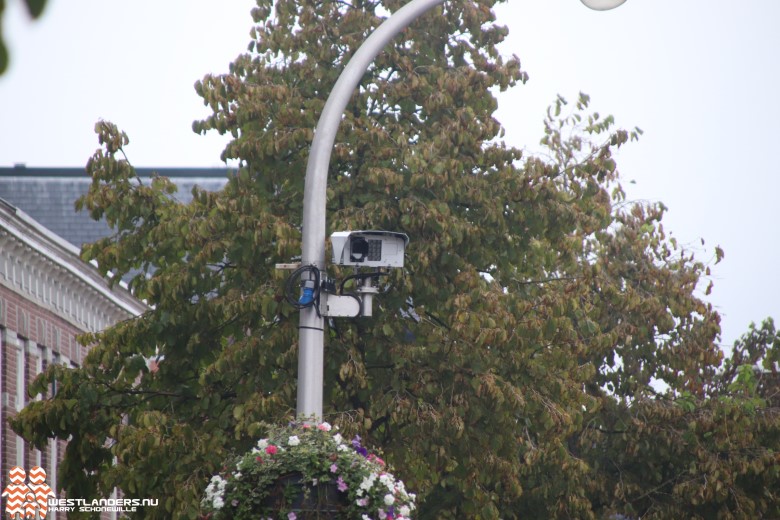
[
  {"left": 296, "top": 0, "right": 446, "bottom": 420},
  {"left": 295, "top": 0, "right": 627, "bottom": 420}
]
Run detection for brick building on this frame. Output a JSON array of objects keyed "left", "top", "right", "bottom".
[
  {"left": 0, "top": 166, "right": 228, "bottom": 518},
  {"left": 0, "top": 199, "right": 146, "bottom": 518}
]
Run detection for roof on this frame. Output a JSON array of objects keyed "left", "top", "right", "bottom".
[{"left": 0, "top": 165, "right": 231, "bottom": 248}]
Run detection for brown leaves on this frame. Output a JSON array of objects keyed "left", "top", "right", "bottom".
[{"left": 12, "top": 1, "right": 780, "bottom": 519}]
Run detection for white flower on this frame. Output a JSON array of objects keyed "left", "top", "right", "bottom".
[
  {"left": 212, "top": 496, "right": 224, "bottom": 510},
  {"left": 337, "top": 443, "right": 350, "bottom": 452},
  {"left": 333, "top": 433, "right": 343, "bottom": 444},
  {"left": 233, "top": 471, "right": 242, "bottom": 480},
  {"left": 256, "top": 438, "right": 269, "bottom": 450},
  {"left": 204, "top": 474, "right": 227, "bottom": 502},
  {"left": 362, "top": 515, "right": 371, "bottom": 520},
  {"left": 360, "top": 472, "right": 377, "bottom": 492},
  {"left": 384, "top": 493, "right": 395, "bottom": 506},
  {"left": 399, "top": 505, "right": 411, "bottom": 516},
  {"left": 288, "top": 435, "right": 301, "bottom": 446},
  {"left": 379, "top": 473, "right": 395, "bottom": 491}
]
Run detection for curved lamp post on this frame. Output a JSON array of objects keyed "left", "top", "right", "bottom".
[{"left": 297, "top": 0, "right": 628, "bottom": 420}]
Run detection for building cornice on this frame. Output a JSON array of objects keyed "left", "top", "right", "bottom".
[{"left": 0, "top": 198, "right": 147, "bottom": 332}]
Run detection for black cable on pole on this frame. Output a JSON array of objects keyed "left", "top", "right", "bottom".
[{"left": 284, "top": 264, "right": 321, "bottom": 310}]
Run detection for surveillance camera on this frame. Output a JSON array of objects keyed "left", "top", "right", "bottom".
[{"left": 330, "top": 230, "right": 409, "bottom": 268}]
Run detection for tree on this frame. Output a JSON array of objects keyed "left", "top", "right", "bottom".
[
  {"left": 12, "top": 0, "right": 780, "bottom": 518},
  {"left": 0, "top": 0, "right": 47, "bottom": 74},
  {"left": 574, "top": 318, "right": 780, "bottom": 519}
]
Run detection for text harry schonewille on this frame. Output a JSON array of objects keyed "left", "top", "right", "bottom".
[{"left": 47, "top": 498, "right": 158, "bottom": 513}]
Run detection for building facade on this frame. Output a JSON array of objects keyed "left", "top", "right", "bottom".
[{"left": 1, "top": 199, "right": 147, "bottom": 518}]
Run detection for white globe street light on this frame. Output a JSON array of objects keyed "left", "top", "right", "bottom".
[{"left": 580, "top": 0, "right": 628, "bottom": 11}]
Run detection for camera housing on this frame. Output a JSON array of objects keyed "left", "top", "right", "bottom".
[{"left": 330, "top": 230, "right": 409, "bottom": 268}]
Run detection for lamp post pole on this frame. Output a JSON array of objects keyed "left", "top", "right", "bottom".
[
  {"left": 295, "top": 0, "right": 628, "bottom": 421},
  {"left": 296, "top": 0, "right": 447, "bottom": 421}
]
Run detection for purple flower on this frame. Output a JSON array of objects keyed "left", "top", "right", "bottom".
[
  {"left": 288, "top": 513, "right": 297, "bottom": 520},
  {"left": 352, "top": 435, "right": 368, "bottom": 457},
  {"left": 330, "top": 463, "right": 338, "bottom": 473},
  {"left": 337, "top": 476, "right": 348, "bottom": 492}
]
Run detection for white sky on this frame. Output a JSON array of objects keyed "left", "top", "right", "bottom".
[{"left": 1, "top": 0, "right": 778, "bottom": 350}]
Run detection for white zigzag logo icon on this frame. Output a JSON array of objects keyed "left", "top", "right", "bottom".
[{"left": 1, "top": 466, "right": 56, "bottom": 519}]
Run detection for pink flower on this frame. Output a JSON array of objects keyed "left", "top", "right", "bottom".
[
  {"left": 337, "top": 476, "right": 348, "bottom": 492},
  {"left": 330, "top": 463, "right": 338, "bottom": 473},
  {"left": 265, "top": 445, "right": 278, "bottom": 455},
  {"left": 288, "top": 513, "right": 297, "bottom": 520},
  {"left": 318, "top": 422, "right": 332, "bottom": 431},
  {"left": 255, "top": 456, "right": 263, "bottom": 463},
  {"left": 368, "top": 454, "right": 385, "bottom": 467}
]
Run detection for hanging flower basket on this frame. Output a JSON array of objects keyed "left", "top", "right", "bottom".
[
  {"left": 201, "top": 422, "right": 416, "bottom": 519},
  {"left": 261, "top": 472, "right": 345, "bottom": 515}
]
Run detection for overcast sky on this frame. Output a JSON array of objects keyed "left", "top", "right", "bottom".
[{"left": 1, "top": 0, "right": 778, "bottom": 350}]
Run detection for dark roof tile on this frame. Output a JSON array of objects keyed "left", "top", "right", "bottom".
[{"left": 0, "top": 166, "right": 230, "bottom": 247}]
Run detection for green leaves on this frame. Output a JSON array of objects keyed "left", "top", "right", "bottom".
[{"left": 10, "top": 0, "right": 780, "bottom": 518}]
